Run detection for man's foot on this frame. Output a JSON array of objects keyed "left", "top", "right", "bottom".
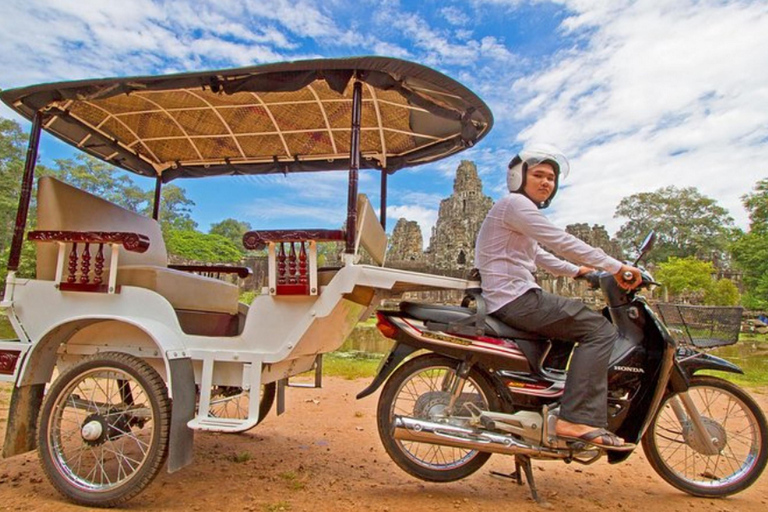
[{"left": 555, "top": 419, "right": 635, "bottom": 452}]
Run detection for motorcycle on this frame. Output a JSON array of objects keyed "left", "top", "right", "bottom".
[{"left": 358, "top": 233, "right": 767, "bottom": 502}]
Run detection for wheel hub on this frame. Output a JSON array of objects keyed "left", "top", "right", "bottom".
[
  {"left": 682, "top": 416, "right": 727, "bottom": 454},
  {"left": 413, "top": 391, "right": 451, "bottom": 418},
  {"left": 81, "top": 411, "right": 132, "bottom": 446}
]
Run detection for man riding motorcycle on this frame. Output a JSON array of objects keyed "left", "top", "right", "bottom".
[{"left": 474, "top": 143, "right": 642, "bottom": 450}]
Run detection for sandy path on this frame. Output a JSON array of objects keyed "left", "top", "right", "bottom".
[{"left": 0, "top": 378, "right": 766, "bottom": 512}]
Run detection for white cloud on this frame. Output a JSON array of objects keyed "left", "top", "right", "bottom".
[
  {"left": 509, "top": 0, "right": 768, "bottom": 233},
  {"left": 440, "top": 7, "right": 468, "bottom": 26}
]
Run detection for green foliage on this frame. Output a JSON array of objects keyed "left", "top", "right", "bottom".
[
  {"left": 730, "top": 231, "right": 768, "bottom": 309},
  {"left": 614, "top": 186, "right": 735, "bottom": 263},
  {"left": 704, "top": 278, "right": 740, "bottom": 306},
  {"left": 656, "top": 257, "right": 715, "bottom": 298},
  {"left": 239, "top": 290, "right": 258, "bottom": 305},
  {"left": 657, "top": 256, "right": 741, "bottom": 305},
  {"left": 164, "top": 230, "right": 242, "bottom": 263},
  {"left": 742, "top": 177, "right": 768, "bottom": 234},
  {"left": 210, "top": 218, "right": 252, "bottom": 249},
  {"left": 148, "top": 184, "right": 197, "bottom": 232},
  {"left": 0, "top": 315, "right": 16, "bottom": 339},
  {"left": 730, "top": 179, "right": 768, "bottom": 310},
  {"left": 0, "top": 119, "right": 28, "bottom": 286}
]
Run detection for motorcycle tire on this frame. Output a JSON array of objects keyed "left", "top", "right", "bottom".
[
  {"left": 642, "top": 375, "right": 767, "bottom": 497},
  {"left": 376, "top": 353, "right": 500, "bottom": 482},
  {"left": 37, "top": 352, "right": 171, "bottom": 507}
]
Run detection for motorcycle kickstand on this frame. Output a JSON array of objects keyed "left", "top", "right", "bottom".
[{"left": 490, "top": 455, "right": 548, "bottom": 507}]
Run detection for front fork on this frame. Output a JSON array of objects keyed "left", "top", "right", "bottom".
[{"left": 666, "top": 392, "right": 720, "bottom": 455}]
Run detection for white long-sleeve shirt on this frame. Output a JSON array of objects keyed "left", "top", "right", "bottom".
[{"left": 474, "top": 193, "right": 623, "bottom": 313}]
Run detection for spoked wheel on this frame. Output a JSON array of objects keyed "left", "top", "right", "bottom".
[
  {"left": 207, "top": 383, "right": 276, "bottom": 428},
  {"left": 37, "top": 352, "right": 171, "bottom": 507},
  {"left": 377, "top": 354, "right": 500, "bottom": 482},
  {"left": 642, "top": 375, "right": 767, "bottom": 497}
]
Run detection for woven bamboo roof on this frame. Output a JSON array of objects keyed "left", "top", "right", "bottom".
[{"left": 1, "top": 57, "right": 493, "bottom": 182}]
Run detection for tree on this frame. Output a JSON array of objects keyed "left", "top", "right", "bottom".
[
  {"left": 730, "top": 179, "right": 768, "bottom": 310},
  {"left": 209, "top": 218, "right": 252, "bottom": 250},
  {"left": 614, "top": 186, "right": 735, "bottom": 264},
  {"left": 730, "top": 231, "right": 768, "bottom": 309},
  {"left": 742, "top": 178, "right": 768, "bottom": 234},
  {"left": 165, "top": 230, "right": 242, "bottom": 263},
  {"left": 656, "top": 257, "right": 716, "bottom": 303},
  {"left": 704, "top": 279, "right": 740, "bottom": 306},
  {"left": 0, "top": 118, "right": 27, "bottom": 269},
  {"left": 146, "top": 184, "right": 197, "bottom": 232}
]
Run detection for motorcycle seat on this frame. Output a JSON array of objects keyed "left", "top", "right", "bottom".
[{"left": 399, "top": 302, "right": 545, "bottom": 341}]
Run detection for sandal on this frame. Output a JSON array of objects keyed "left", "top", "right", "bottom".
[{"left": 558, "top": 428, "right": 636, "bottom": 452}]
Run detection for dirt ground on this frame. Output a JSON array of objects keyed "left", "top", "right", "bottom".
[{"left": 0, "top": 379, "right": 766, "bottom": 512}]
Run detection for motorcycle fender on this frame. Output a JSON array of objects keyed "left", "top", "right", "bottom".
[
  {"left": 356, "top": 342, "right": 420, "bottom": 399},
  {"left": 677, "top": 352, "right": 744, "bottom": 381}
]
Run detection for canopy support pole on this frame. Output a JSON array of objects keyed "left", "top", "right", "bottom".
[
  {"left": 345, "top": 81, "right": 363, "bottom": 254},
  {"left": 7, "top": 111, "right": 43, "bottom": 272},
  {"left": 380, "top": 170, "right": 388, "bottom": 230},
  {"left": 152, "top": 175, "right": 162, "bottom": 221}
]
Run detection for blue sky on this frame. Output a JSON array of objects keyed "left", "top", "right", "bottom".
[{"left": 1, "top": 0, "right": 767, "bottom": 249}]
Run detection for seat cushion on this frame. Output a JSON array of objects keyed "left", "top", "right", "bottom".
[
  {"left": 117, "top": 266, "right": 239, "bottom": 315},
  {"left": 399, "top": 301, "right": 545, "bottom": 340}
]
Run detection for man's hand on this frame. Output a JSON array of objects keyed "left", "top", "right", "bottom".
[
  {"left": 576, "top": 266, "right": 594, "bottom": 277},
  {"left": 614, "top": 264, "right": 642, "bottom": 290}
]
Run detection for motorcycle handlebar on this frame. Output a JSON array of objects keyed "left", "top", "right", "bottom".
[{"left": 576, "top": 269, "right": 654, "bottom": 291}]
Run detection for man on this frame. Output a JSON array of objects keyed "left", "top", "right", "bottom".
[{"left": 474, "top": 143, "right": 642, "bottom": 450}]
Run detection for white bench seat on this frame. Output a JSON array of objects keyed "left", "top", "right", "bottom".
[{"left": 35, "top": 177, "right": 240, "bottom": 316}]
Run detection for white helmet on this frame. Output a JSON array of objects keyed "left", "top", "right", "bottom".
[{"left": 507, "top": 143, "right": 570, "bottom": 208}]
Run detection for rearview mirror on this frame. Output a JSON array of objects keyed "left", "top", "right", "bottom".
[{"left": 634, "top": 231, "right": 656, "bottom": 266}]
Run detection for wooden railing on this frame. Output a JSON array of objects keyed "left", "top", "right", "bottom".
[
  {"left": 243, "top": 229, "right": 344, "bottom": 296},
  {"left": 28, "top": 230, "right": 150, "bottom": 293}
]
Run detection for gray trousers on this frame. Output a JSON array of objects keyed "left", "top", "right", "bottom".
[{"left": 493, "top": 288, "right": 618, "bottom": 427}]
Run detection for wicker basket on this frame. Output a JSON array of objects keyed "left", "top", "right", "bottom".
[{"left": 655, "top": 304, "right": 743, "bottom": 348}]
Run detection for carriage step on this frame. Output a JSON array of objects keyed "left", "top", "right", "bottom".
[{"left": 187, "top": 416, "right": 259, "bottom": 433}]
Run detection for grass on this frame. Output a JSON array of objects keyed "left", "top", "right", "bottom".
[
  {"left": 321, "top": 352, "right": 382, "bottom": 380},
  {"left": 231, "top": 451, "right": 252, "bottom": 463},
  {"left": 0, "top": 315, "right": 15, "bottom": 339},
  {"left": 263, "top": 502, "right": 291, "bottom": 512},
  {"left": 278, "top": 471, "right": 306, "bottom": 490}
]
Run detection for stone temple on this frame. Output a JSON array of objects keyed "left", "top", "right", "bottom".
[
  {"left": 426, "top": 160, "right": 493, "bottom": 269},
  {"left": 387, "top": 219, "right": 424, "bottom": 263}
]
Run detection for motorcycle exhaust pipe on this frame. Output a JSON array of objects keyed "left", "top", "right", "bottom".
[{"left": 393, "top": 416, "right": 566, "bottom": 459}]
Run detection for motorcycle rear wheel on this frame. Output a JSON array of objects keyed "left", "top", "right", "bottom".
[
  {"left": 376, "top": 353, "right": 500, "bottom": 482},
  {"left": 642, "top": 375, "right": 767, "bottom": 497}
]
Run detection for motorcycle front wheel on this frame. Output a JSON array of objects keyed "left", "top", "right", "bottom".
[
  {"left": 376, "top": 353, "right": 500, "bottom": 482},
  {"left": 642, "top": 375, "right": 767, "bottom": 497}
]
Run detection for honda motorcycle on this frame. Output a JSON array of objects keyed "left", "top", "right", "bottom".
[{"left": 358, "top": 233, "right": 767, "bottom": 501}]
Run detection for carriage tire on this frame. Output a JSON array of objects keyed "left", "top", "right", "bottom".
[{"left": 37, "top": 352, "right": 171, "bottom": 507}]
